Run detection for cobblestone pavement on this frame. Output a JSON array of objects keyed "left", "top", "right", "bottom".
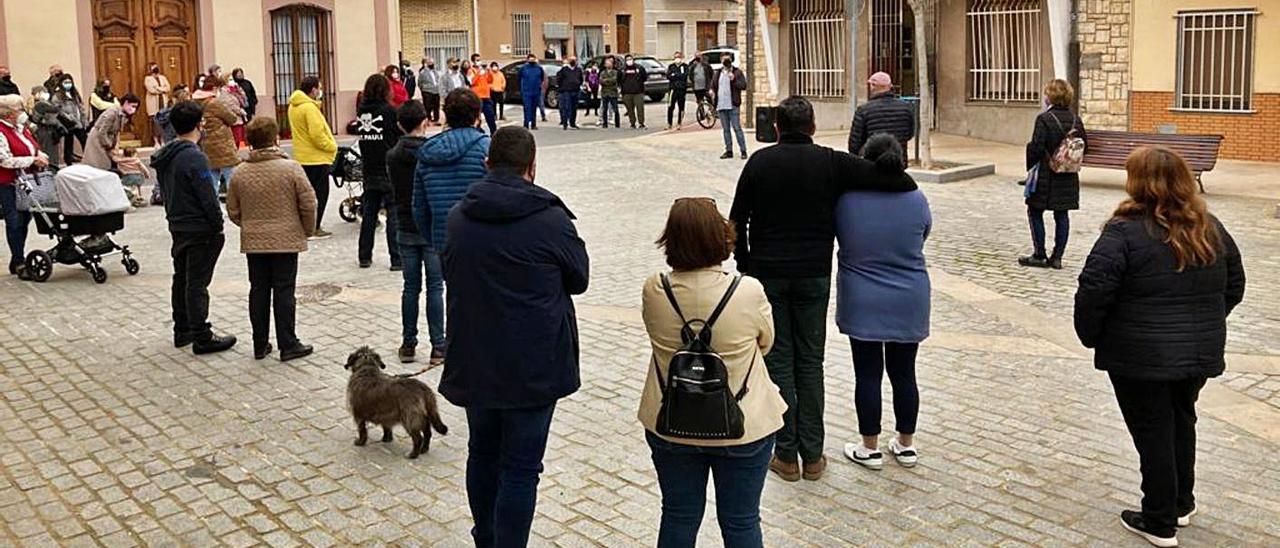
[{"left": 2, "top": 127, "right": 1279, "bottom": 547}]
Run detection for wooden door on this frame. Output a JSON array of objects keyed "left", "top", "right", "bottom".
[
  {"left": 270, "top": 5, "right": 336, "bottom": 138},
  {"left": 616, "top": 15, "right": 631, "bottom": 54},
  {"left": 696, "top": 22, "right": 718, "bottom": 52},
  {"left": 92, "top": 0, "right": 198, "bottom": 146}
]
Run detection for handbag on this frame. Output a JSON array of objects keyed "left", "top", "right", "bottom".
[
  {"left": 15, "top": 170, "right": 58, "bottom": 212},
  {"left": 1024, "top": 164, "right": 1039, "bottom": 199}
]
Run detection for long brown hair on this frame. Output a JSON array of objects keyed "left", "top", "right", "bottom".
[
  {"left": 656, "top": 198, "right": 736, "bottom": 271},
  {"left": 1114, "top": 147, "right": 1220, "bottom": 270}
]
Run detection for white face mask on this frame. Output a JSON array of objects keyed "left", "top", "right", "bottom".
[
  {"left": 37, "top": 92, "right": 50, "bottom": 101},
  {"left": 314, "top": 90, "right": 324, "bottom": 100},
  {"left": 16, "top": 112, "right": 30, "bottom": 126}
]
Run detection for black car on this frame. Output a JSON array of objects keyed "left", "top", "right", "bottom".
[
  {"left": 500, "top": 60, "right": 561, "bottom": 107},
  {"left": 584, "top": 55, "right": 669, "bottom": 102}
]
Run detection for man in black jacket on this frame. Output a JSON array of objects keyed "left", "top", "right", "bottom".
[
  {"left": 848, "top": 72, "right": 915, "bottom": 158},
  {"left": 557, "top": 56, "right": 584, "bottom": 130},
  {"left": 152, "top": 101, "right": 236, "bottom": 355},
  {"left": 355, "top": 75, "right": 402, "bottom": 270},
  {"left": 666, "top": 52, "right": 690, "bottom": 129},
  {"left": 730, "top": 96, "right": 916, "bottom": 482},
  {"left": 0, "top": 66, "right": 19, "bottom": 96},
  {"left": 619, "top": 55, "right": 647, "bottom": 129},
  {"left": 441, "top": 127, "right": 589, "bottom": 547}
]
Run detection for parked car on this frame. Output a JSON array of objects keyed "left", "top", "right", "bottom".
[
  {"left": 584, "top": 54, "right": 670, "bottom": 102},
  {"left": 499, "top": 60, "right": 596, "bottom": 110},
  {"left": 696, "top": 47, "right": 741, "bottom": 72}
]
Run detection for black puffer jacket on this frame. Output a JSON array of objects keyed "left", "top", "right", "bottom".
[
  {"left": 847, "top": 92, "right": 916, "bottom": 155},
  {"left": 355, "top": 99, "right": 400, "bottom": 193},
  {"left": 1025, "top": 106, "right": 1086, "bottom": 211},
  {"left": 1074, "top": 216, "right": 1246, "bottom": 380}
]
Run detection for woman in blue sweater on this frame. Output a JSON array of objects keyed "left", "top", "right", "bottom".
[{"left": 835, "top": 133, "right": 932, "bottom": 471}]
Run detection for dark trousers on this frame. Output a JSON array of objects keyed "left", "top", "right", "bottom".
[
  {"left": 358, "top": 188, "right": 400, "bottom": 266},
  {"left": 1110, "top": 373, "right": 1206, "bottom": 533},
  {"left": 171, "top": 232, "right": 225, "bottom": 341},
  {"left": 850, "top": 339, "right": 920, "bottom": 436},
  {"left": 61, "top": 129, "right": 87, "bottom": 164},
  {"left": 667, "top": 88, "right": 687, "bottom": 126},
  {"left": 302, "top": 164, "right": 330, "bottom": 229},
  {"left": 648, "top": 432, "right": 773, "bottom": 548},
  {"left": 586, "top": 89, "right": 599, "bottom": 115},
  {"left": 465, "top": 404, "right": 556, "bottom": 548},
  {"left": 495, "top": 95, "right": 505, "bottom": 119},
  {"left": 1028, "top": 207, "right": 1070, "bottom": 259},
  {"left": 521, "top": 93, "right": 540, "bottom": 128},
  {"left": 693, "top": 89, "right": 708, "bottom": 105},
  {"left": 247, "top": 253, "right": 299, "bottom": 351},
  {"left": 481, "top": 98, "right": 497, "bottom": 134},
  {"left": 759, "top": 276, "right": 830, "bottom": 464},
  {"left": 601, "top": 96, "right": 621, "bottom": 127},
  {"left": 623, "top": 93, "right": 646, "bottom": 127},
  {"left": 558, "top": 90, "right": 579, "bottom": 127},
  {"left": 1, "top": 184, "right": 31, "bottom": 272},
  {"left": 425, "top": 92, "right": 441, "bottom": 123}
]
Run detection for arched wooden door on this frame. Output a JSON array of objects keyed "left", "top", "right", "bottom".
[{"left": 92, "top": 0, "right": 199, "bottom": 146}]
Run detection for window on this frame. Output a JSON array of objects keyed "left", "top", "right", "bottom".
[
  {"left": 790, "top": 0, "right": 847, "bottom": 98},
  {"left": 657, "top": 22, "right": 684, "bottom": 58},
  {"left": 512, "top": 13, "right": 532, "bottom": 57},
  {"left": 1176, "top": 9, "right": 1257, "bottom": 112},
  {"left": 271, "top": 5, "right": 334, "bottom": 136},
  {"left": 424, "top": 30, "right": 469, "bottom": 67},
  {"left": 574, "top": 26, "right": 604, "bottom": 60},
  {"left": 966, "top": 0, "right": 1042, "bottom": 102},
  {"left": 726, "top": 21, "right": 739, "bottom": 49}
]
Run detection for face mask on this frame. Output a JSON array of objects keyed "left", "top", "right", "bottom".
[
  {"left": 0, "top": 75, "right": 10, "bottom": 81},
  {"left": 528, "top": 59, "right": 536, "bottom": 65},
  {"left": 38, "top": 92, "right": 49, "bottom": 101},
  {"left": 62, "top": 82, "right": 74, "bottom": 91},
  {"left": 428, "top": 64, "right": 435, "bottom": 69},
  {"left": 315, "top": 90, "right": 324, "bottom": 100},
  {"left": 123, "top": 105, "right": 137, "bottom": 116},
  {"left": 675, "top": 58, "right": 683, "bottom": 64},
  {"left": 17, "top": 112, "right": 29, "bottom": 126},
  {"left": 626, "top": 60, "right": 634, "bottom": 67},
  {"left": 569, "top": 61, "right": 577, "bottom": 67},
  {"left": 391, "top": 72, "right": 399, "bottom": 80}
]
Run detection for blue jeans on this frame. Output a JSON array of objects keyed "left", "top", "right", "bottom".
[
  {"left": 522, "top": 93, "right": 541, "bottom": 128},
  {"left": 466, "top": 404, "right": 557, "bottom": 548},
  {"left": 718, "top": 107, "right": 746, "bottom": 154},
  {"left": 481, "top": 98, "right": 497, "bottom": 134},
  {"left": 358, "top": 188, "right": 400, "bottom": 266},
  {"left": 558, "top": 90, "right": 579, "bottom": 127},
  {"left": 210, "top": 166, "right": 234, "bottom": 195},
  {"left": 399, "top": 241, "right": 445, "bottom": 349},
  {"left": 601, "top": 96, "right": 621, "bottom": 127},
  {"left": 647, "top": 432, "right": 773, "bottom": 548},
  {"left": 1, "top": 184, "right": 32, "bottom": 271},
  {"left": 1027, "top": 207, "right": 1070, "bottom": 259}
]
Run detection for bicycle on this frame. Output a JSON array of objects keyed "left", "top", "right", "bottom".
[{"left": 696, "top": 94, "right": 717, "bottom": 129}]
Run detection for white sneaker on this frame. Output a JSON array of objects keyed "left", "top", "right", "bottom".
[
  {"left": 1177, "top": 507, "right": 1196, "bottom": 527},
  {"left": 843, "top": 443, "right": 883, "bottom": 470},
  {"left": 889, "top": 438, "right": 918, "bottom": 468}
]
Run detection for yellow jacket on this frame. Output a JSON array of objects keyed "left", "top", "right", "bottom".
[{"left": 286, "top": 90, "right": 336, "bottom": 165}]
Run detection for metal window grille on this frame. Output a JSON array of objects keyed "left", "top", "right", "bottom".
[
  {"left": 424, "top": 30, "right": 469, "bottom": 66},
  {"left": 966, "top": 0, "right": 1041, "bottom": 102},
  {"left": 790, "top": 0, "right": 847, "bottom": 98},
  {"left": 1176, "top": 10, "right": 1257, "bottom": 112},
  {"left": 271, "top": 5, "right": 334, "bottom": 136},
  {"left": 870, "top": 0, "right": 905, "bottom": 90},
  {"left": 512, "top": 13, "right": 532, "bottom": 57}
]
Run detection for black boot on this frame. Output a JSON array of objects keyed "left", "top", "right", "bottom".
[
  {"left": 280, "top": 343, "right": 314, "bottom": 362},
  {"left": 193, "top": 333, "right": 237, "bottom": 355},
  {"left": 1018, "top": 255, "right": 1050, "bottom": 268}
]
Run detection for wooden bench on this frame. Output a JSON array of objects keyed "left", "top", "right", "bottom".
[{"left": 1082, "top": 130, "right": 1224, "bottom": 193}]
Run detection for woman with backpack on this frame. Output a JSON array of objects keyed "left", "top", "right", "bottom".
[
  {"left": 639, "top": 197, "right": 786, "bottom": 546},
  {"left": 1020, "top": 78, "right": 1087, "bottom": 270}
]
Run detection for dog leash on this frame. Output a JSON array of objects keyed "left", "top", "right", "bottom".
[{"left": 393, "top": 367, "right": 432, "bottom": 379}]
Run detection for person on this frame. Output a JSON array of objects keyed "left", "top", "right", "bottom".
[
  {"left": 0, "top": 66, "right": 19, "bottom": 96},
  {"left": 544, "top": 43, "right": 558, "bottom": 60},
  {"left": 442, "top": 58, "right": 465, "bottom": 98},
  {"left": 143, "top": 63, "right": 173, "bottom": 146},
  {"left": 231, "top": 68, "right": 258, "bottom": 120},
  {"left": 665, "top": 52, "right": 690, "bottom": 130},
  {"left": 489, "top": 62, "right": 506, "bottom": 121},
  {"left": 43, "top": 65, "right": 65, "bottom": 95},
  {"left": 1021, "top": 79, "right": 1087, "bottom": 270},
  {"left": 113, "top": 147, "right": 150, "bottom": 208},
  {"left": 402, "top": 61, "right": 417, "bottom": 101},
  {"left": 156, "top": 85, "right": 190, "bottom": 145},
  {"left": 517, "top": 54, "right": 546, "bottom": 130},
  {"left": 89, "top": 80, "right": 120, "bottom": 126},
  {"left": 557, "top": 56, "right": 584, "bottom": 130},
  {"left": 418, "top": 58, "right": 442, "bottom": 126},
  {"left": 467, "top": 61, "right": 496, "bottom": 134},
  {"left": 355, "top": 73, "right": 403, "bottom": 270},
  {"left": 226, "top": 116, "right": 318, "bottom": 362},
  {"left": 689, "top": 54, "right": 712, "bottom": 107},
  {"left": 412, "top": 88, "right": 490, "bottom": 254},
  {"left": 30, "top": 86, "right": 63, "bottom": 167},
  {"left": 52, "top": 75, "right": 88, "bottom": 164},
  {"left": 151, "top": 100, "right": 237, "bottom": 355},
  {"left": 192, "top": 78, "right": 241, "bottom": 196},
  {"left": 81, "top": 93, "right": 140, "bottom": 170},
  {"left": 619, "top": 55, "right": 647, "bottom": 129},
  {"left": 440, "top": 126, "right": 589, "bottom": 548},
  {"left": 640, "top": 197, "right": 784, "bottom": 546},
  {"left": 0, "top": 94, "right": 47, "bottom": 278},
  {"left": 711, "top": 55, "right": 748, "bottom": 159},
  {"left": 599, "top": 57, "right": 621, "bottom": 129},
  {"left": 847, "top": 72, "right": 915, "bottom": 160},
  {"left": 287, "top": 76, "right": 338, "bottom": 239},
  {"left": 385, "top": 64, "right": 409, "bottom": 107},
  {"left": 729, "top": 96, "right": 918, "bottom": 483},
  {"left": 835, "top": 134, "right": 931, "bottom": 471},
  {"left": 222, "top": 79, "right": 250, "bottom": 148},
  {"left": 1074, "top": 147, "right": 1246, "bottom": 548},
  {"left": 584, "top": 62, "right": 601, "bottom": 118}
]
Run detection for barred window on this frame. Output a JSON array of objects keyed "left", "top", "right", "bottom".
[
  {"left": 512, "top": 13, "right": 532, "bottom": 57},
  {"left": 789, "top": 0, "right": 847, "bottom": 98},
  {"left": 967, "top": 0, "right": 1042, "bottom": 102},
  {"left": 1176, "top": 9, "right": 1257, "bottom": 112},
  {"left": 424, "top": 30, "right": 469, "bottom": 67}
]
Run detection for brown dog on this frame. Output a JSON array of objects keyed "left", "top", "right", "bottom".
[{"left": 345, "top": 346, "right": 448, "bottom": 459}]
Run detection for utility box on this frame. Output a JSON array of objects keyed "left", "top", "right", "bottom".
[{"left": 755, "top": 107, "right": 777, "bottom": 143}]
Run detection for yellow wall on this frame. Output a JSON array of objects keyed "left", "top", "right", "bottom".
[
  {"left": 2, "top": 0, "right": 84, "bottom": 95},
  {"left": 1132, "top": 0, "right": 1280, "bottom": 92},
  {"left": 210, "top": 0, "right": 268, "bottom": 85},
  {"left": 335, "top": 0, "right": 380, "bottom": 91}
]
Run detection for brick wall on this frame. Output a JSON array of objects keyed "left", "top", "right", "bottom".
[
  {"left": 1130, "top": 91, "right": 1280, "bottom": 162},
  {"left": 400, "top": 0, "right": 473, "bottom": 61},
  {"left": 1075, "top": 0, "right": 1131, "bottom": 130}
]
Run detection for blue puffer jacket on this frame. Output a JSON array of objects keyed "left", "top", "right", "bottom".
[{"left": 412, "top": 127, "right": 490, "bottom": 249}]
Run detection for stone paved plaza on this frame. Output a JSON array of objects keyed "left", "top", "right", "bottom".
[{"left": 2, "top": 122, "right": 1279, "bottom": 547}]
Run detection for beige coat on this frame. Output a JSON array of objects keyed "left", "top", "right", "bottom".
[
  {"left": 144, "top": 74, "right": 171, "bottom": 115},
  {"left": 81, "top": 106, "right": 125, "bottom": 170},
  {"left": 226, "top": 148, "right": 317, "bottom": 253},
  {"left": 639, "top": 268, "right": 787, "bottom": 447},
  {"left": 195, "top": 94, "right": 241, "bottom": 169}
]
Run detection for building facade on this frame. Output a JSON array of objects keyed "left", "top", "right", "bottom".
[
  {"left": 0, "top": 0, "right": 400, "bottom": 142},
  {"left": 400, "top": 0, "right": 476, "bottom": 66},
  {"left": 645, "top": 0, "right": 744, "bottom": 61}
]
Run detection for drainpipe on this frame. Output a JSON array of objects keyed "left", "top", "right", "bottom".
[
  {"left": 746, "top": 0, "right": 755, "bottom": 128},
  {"left": 472, "top": 0, "right": 480, "bottom": 54},
  {"left": 848, "top": 0, "right": 863, "bottom": 121}
]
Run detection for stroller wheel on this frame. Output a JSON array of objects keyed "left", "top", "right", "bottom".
[
  {"left": 24, "top": 250, "right": 53, "bottom": 283},
  {"left": 123, "top": 256, "right": 140, "bottom": 276},
  {"left": 339, "top": 197, "right": 360, "bottom": 223},
  {"left": 89, "top": 263, "right": 108, "bottom": 284}
]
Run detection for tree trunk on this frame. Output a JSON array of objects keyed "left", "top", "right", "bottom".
[{"left": 909, "top": 0, "right": 934, "bottom": 168}]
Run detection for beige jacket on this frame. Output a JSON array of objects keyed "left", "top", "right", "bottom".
[
  {"left": 226, "top": 148, "right": 317, "bottom": 253},
  {"left": 638, "top": 268, "right": 787, "bottom": 447},
  {"left": 81, "top": 106, "right": 125, "bottom": 170},
  {"left": 144, "top": 74, "right": 171, "bottom": 115}
]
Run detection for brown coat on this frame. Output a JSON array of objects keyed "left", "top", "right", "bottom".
[
  {"left": 226, "top": 148, "right": 317, "bottom": 253},
  {"left": 195, "top": 94, "right": 241, "bottom": 169},
  {"left": 81, "top": 106, "right": 125, "bottom": 170}
]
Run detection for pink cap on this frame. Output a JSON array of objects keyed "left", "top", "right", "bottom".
[{"left": 868, "top": 72, "right": 893, "bottom": 87}]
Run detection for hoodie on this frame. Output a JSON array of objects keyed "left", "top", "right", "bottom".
[
  {"left": 388, "top": 134, "right": 427, "bottom": 245},
  {"left": 286, "top": 90, "right": 337, "bottom": 166},
  {"left": 439, "top": 170, "right": 590, "bottom": 409},
  {"left": 355, "top": 99, "right": 400, "bottom": 193},
  {"left": 412, "top": 127, "right": 490, "bottom": 249},
  {"left": 151, "top": 140, "right": 222, "bottom": 235}
]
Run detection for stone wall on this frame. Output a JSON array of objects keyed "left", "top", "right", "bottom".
[
  {"left": 400, "top": 0, "right": 473, "bottom": 62},
  {"left": 1075, "top": 0, "right": 1131, "bottom": 130}
]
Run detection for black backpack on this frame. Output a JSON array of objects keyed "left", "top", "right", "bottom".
[{"left": 653, "top": 273, "right": 754, "bottom": 440}]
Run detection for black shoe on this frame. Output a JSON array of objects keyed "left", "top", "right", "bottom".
[
  {"left": 562, "top": 125, "right": 568, "bottom": 131},
  {"left": 531, "top": 125, "right": 538, "bottom": 130},
  {"left": 254, "top": 343, "right": 273, "bottom": 360},
  {"left": 279, "top": 344, "right": 314, "bottom": 362},
  {"left": 720, "top": 151, "right": 733, "bottom": 160},
  {"left": 359, "top": 261, "right": 372, "bottom": 269},
  {"left": 1177, "top": 506, "right": 1196, "bottom": 528},
  {"left": 390, "top": 263, "right": 403, "bottom": 272},
  {"left": 1120, "top": 510, "right": 1178, "bottom": 547},
  {"left": 193, "top": 334, "right": 237, "bottom": 355},
  {"left": 7, "top": 262, "right": 18, "bottom": 275},
  {"left": 15, "top": 266, "right": 32, "bottom": 281},
  {"left": 1048, "top": 256, "right": 1064, "bottom": 270},
  {"left": 740, "top": 152, "right": 748, "bottom": 160},
  {"left": 399, "top": 344, "right": 416, "bottom": 364},
  {"left": 174, "top": 332, "right": 194, "bottom": 348},
  {"left": 570, "top": 125, "right": 579, "bottom": 129},
  {"left": 1018, "top": 255, "right": 1050, "bottom": 268}
]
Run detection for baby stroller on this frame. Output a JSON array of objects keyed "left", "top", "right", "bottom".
[
  {"left": 331, "top": 146, "right": 364, "bottom": 223},
  {"left": 17, "top": 165, "right": 139, "bottom": 284}
]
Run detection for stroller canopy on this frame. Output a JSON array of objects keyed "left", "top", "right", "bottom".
[{"left": 55, "top": 165, "right": 131, "bottom": 217}]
